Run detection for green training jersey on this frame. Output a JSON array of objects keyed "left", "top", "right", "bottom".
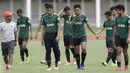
[
  {"left": 71, "top": 14, "right": 88, "bottom": 38},
  {"left": 17, "top": 16, "right": 31, "bottom": 38},
  {"left": 40, "top": 13, "right": 47, "bottom": 22},
  {"left": 115, "top": 15, "right": 130, "bottom": 38},
  {"left": 61, "top": 14, "right": 73, "bottom": 36},
  {"left": 41, "top": 13, "right": 60, "bottom": 33},
  {"left": 103, "top": 19, "right": 115, "bottom": 41}
]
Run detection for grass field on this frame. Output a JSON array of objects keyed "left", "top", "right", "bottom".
[{"left": 0, "top": 40, "right": 130, "bottom": 73}]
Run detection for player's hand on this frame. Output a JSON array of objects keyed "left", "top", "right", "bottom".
[
  {"left": 41, "top": 39, "right": 44, "bottom": 46},
  {"left": 127, "top": 37, "right": 130, "bottom": 44},
  {"left": 56, "top": 35, "right": 60, "bottom": 41},
  {"left": 35, "top": 34, "right": 38, "bottom": 39},
  {"left": 30, "top": 34, "right": 33, "bottom": 40},
  {"left": 95, "top": 34, "right": 99, "bottom": 39}
]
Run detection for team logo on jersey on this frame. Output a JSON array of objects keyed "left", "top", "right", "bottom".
[
  {"left": 118, "top": 24, "right": 125, "bottom": 27},
  {"left": 75, "top": 21, "right": 82, "bottom": 25},
  {"left": 47, "top": 23, "right": 54, "bottom": 27},
  {"left": 20, "top": 24, "right": 26, "bottom": 27},
  {"left": 106, "top": 27, "right": 113, "bottom": 30}
]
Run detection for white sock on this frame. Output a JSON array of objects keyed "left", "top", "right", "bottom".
[{"left": 8, "top": 64, "right": 11, "bottom": 68}]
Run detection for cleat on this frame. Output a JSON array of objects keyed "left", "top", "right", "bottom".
[
  {"left": 46, "top": 67, "right": 52, "bottom": 71},
  {"left": 125, "top": 66, "right": 129, "bottom": 70},
  {"left": 54, "top": 64, "right": 58, "bottom": 70},
  {"left": 77, "top": 67, "right": 81, "bottom": 70},
  {"left": 81, "top": 64, "right": 85, "bottom": 70},
  {"left": 6, "top": 66, "right": 11, "bottom": 71},
  {"left": 26, "top": 57, "right": 30, "bottom": 63},
  {"left": 58, "top": 61, "right": 61, "bottom": 64},
  {"left": 116, "top": 67, "right": 122, "bottom": 71},
  {"left": 40, "top": 60, "right": 47, "bottom": 65},
  {"left": 19, "top": 61, "right": 25, "bottom": 64},
  {"left": 102, "top": 62, "right": 108, "bottom": 66},
  {"left": 73, "top": 58, "right": 76, "bottom": 64},
  {"left": 64, "top": 62, "right": 71, "bottom": 65},
  {"left": 111, "top": 63, "right": 117, "bottom": 67}
]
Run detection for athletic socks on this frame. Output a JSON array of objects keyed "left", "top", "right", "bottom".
[
  {"left": 106, "top": 52, "right": 113, "bottom": 63},
  {"left": 65, "top": 48, "right": 70, "bottom": 62},
  {"left": 20, "top": 50, "right": 24, "bottom": 61},
  {"left": 76, "top": 53, "right": 80, "bottom": 68},
  {"left": 81, "top": 52, "right": 87, "bottom": 65},
  {"left": 70, "top": 48, "right": 76, "bottom": 58},
  {"left": 24, "top": 48, "right": 29, "bottom": 57},
  {"left": 125, "top": 61, "right": 128, "bottom": 66},
  {"left": 117, "top": 62, "right": 121, "bottom": 67}
]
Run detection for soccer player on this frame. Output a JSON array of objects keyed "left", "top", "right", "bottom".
[
  {"left": 41, "top": 4, "right": 61, "bottom": 70},
  {"left": 113, "top": 4, "right": 130, "bottom": 71},
  {"left": 16, "top": 9, "right": 33, "bottom": 64},
  {"left": 0, "top": 11, "right": 17, "bottom": 70},
  {"left": 35, "top": 3, "right": 61, "bottom": 65},
  {"left": 97, "top": 11, "right": 116, "bottom": 66},
  {"left": 58, "top": 6, "right": 76, "bottom": 65},
  {"left": 110, "top": 6, "right": 117, "bottom": 65},
  {"left": 70, "top": 4, "right": 98, "bottom": 70}
]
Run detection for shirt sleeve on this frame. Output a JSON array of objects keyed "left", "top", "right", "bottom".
[
  {"left": 103, "top": 21, "right": 106, "bottom": 27},
  {"left": 56, "top": 16, "right": 60, "bottom": 24},
  {"left": 0, "top": 23, "right": 2, "bottom": 32},
  {"left": 128, "top": 18, "right": 130, "bottom": 26},
  {"left": 41, "top": 18, "right": 46, "bottom": 26},
  {"left": 14, "top": 23, "right": 17, "bottom": 32},
  {"left": 16, "top": 19, "right": 19, "bottom": 26},
  {"left": 84, "top": 15, "right": 88, "bottom": 23},
  {"left": 27, "top": 18, "right": 32, "bottom": 25}
]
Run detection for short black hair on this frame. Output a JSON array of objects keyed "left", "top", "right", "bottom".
[
  {"left": 115, "top": 4, "right": 125, "bottom": 12},
  {"left": 44, "top": 3, "right": 49, "bottom": 7},
  {"left": 46, "top": 4, "right": 53, "bottom": 9},
  {"left": 17, "top": 9, "right": 23, "bottom": 13},
  {"left": 73, "top": 4, "right": 81, "bottom": 9},
  {"left": 110, "top": 6, "right": 116, "bottom": 11},
  {"left": 64, "top": 6, "right": 70, "bottom": 11},
  {"left": 104, "top": 11, "right": 112, "bottom": 16}
]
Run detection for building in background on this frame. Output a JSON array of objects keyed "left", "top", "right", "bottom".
[{"left": 0, "top": 0, "right": 130, "bottom": 27}]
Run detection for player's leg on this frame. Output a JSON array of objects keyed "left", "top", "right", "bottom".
[
  {"left": 64, "top": 35, "right": 71, "bottom": 65},
  {"left": 57, "top": 47, "right": 61, "bottom": 64},
  {"left": 80, "top": 36, "right": 87, "bottom": 70},
  {"left": 122, "top": 38, "right": 129, "bottom": 70},
  {"left": 22, "top": 37, "right": 29, "bottom": 63},
  {"left": 111, "top": 48, "right": 117, "bottom": 65},
  {"left": 74, "top": 38, "right": 80, "bottom": 69},
  {"left": 7, "top": 40, "right": 15, "bottom": 70},
  {"left": 115, "top": 35, "right": 122, "bottom": 71},
  {"left": 44, "top": 36, "right": 52, "bottom": 70},
  {"left": 18, "top": 38, "right": 25, "bottom": 64},
  {"left": 52, "top": 36, "right": 59, "bottom": 70},
  {"left": 69, "top": 36, "right": 76, "bottom": 64}
]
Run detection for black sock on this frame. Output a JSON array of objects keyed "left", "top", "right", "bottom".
[
  {"left": 47, "top": 62, "right": 51, "bottom": 67},
  {"left": 111, "top": 50, "right": 116, "bottom": 63},
  {"left": 106, "top": 52, "right": 113, "bottom": 63},
  {"left": 76, "top": 53, "right": 80, "bottom": 68},
  {"left": 117, "top": 62, "right": 121, "bottom": 67},
  {"left": 65, "top": 48, "right": 70, "bottom": 62},
  {"left": 57, "top": 48, "right": 60, "bottom": 61},
  {"left": 20, "top": 50, "right": 24, "bottom": 61},
  {"left": 125, "top": 61, "right": 128, "bottom": 66},
  {"left": 81, "top": 52, "right": 86, "bottom": 65},
  {"left": 24, "top": 48, "right": 29, "bottom": 57},
  {"left": 70, "top": 48, "right": 76, "bottom": 58}
]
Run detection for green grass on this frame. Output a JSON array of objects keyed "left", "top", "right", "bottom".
[{"left": 0, "top": 40, "right": 130, "bottom": 73}]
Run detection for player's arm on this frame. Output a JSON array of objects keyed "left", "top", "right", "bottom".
[
  {"left": 35, "top": 23, "right": 42, "bottom": 38},
  {"left": 14, "top": 23, "right": 18, "bottom": 46},
  {"left": 28, "top": 18, "right": 33, "bottom": 40},
  {"left": 127, "top": 19, "right": 130, "bottom": 43},
  {"left": 56, "top": 16, "right": 61, "bottom": 41},
  {"left": 96, "top": 27, "right": 105, "bottom": 35},
  {"left": 69, "top": 15, "right": 76, "bottom": 27},
  {"left": 112, "top": 24, "right": 117, "bottom": 43},
  {"left": 58, "top": 9, "right": 64, "bottom": 17},
  {"left": 41, "top": 25, "right": 45, "bottom": 45}
]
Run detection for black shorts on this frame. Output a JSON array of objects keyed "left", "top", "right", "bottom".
[
  {"left": 1, "top": 40, "right": 15, "bottom": 56},
  {"left": 64, "top": 35, "right": 73, "bottom": 46},
  {"left": 44, "top": 33, "right": 59, "bottom": 49},
  {"left": 106, "top": 40, "right": 114, "bottom": 49},
  {"left": 18, "top": 37, "right": 29, "bottom": 45},
  {"left": 73, "top": 36, "right": 87, "bottom": 46},
  {"left": 115, "top": 35, "right": 128, "bottom": 49}
]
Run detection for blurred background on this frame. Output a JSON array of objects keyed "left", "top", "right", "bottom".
[{"left": 0, "top": 0, "right": 130, "bottom": 27}]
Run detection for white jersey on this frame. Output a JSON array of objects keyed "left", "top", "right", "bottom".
[{"left": 0, "top": 21, "right": 17, "bottom": 42}]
